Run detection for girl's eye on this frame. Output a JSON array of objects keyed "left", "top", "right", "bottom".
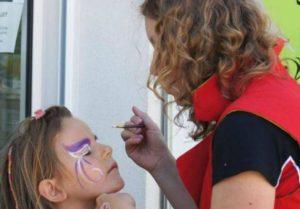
[
  {"left": 80, "top": 145, "right": 92, "bottom": 156},
  {"left": 84, "top": 150, "right": 92, "bottom": 156}
]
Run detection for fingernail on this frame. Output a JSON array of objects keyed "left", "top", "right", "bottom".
[{"left": 101, "top": 202, "right": 111, "bottom": 209}]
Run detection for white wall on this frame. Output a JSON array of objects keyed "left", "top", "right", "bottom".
[
  {"left": 168, "top": 103, "right": 198, "bottom": 159},
  {"left": 65, "top": 0, "right": 150, "bottom": 208},
  {"left": 32, "top": 0, "right": 61, "bottom": 110}
]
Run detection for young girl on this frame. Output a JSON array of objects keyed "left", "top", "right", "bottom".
[{"left": 0, "top": 106, "right": 135, "bottom": 209}]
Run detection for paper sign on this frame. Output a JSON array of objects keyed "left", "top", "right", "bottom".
[{"left": 0, "top": 0, "right": 24, "bottom": 53}]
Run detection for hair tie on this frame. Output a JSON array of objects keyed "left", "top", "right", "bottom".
[{"left": 33, "top": 109, "right": 46, "bottom": 120}]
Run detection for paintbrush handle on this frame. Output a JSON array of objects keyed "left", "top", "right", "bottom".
[{"left": 114, "top": 124, "right": 145, "bottom": 129}]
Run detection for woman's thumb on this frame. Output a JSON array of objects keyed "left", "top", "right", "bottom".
[
  {"left": 132, "top": 106, "right": 156, "bottom": 128},
  {"left": 132, "top": 106, "right": 145, "bottom": 116}
]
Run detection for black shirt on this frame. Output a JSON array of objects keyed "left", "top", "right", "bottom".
[{"left": 213, "top": 111, "right": 300, "bottom": 186}]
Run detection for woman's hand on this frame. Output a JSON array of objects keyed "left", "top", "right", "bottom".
[
  {"left": 96, "top": 193, "right": 136, "bottom": 209},
  {"left": 121, "top": 106, "right": 175, "bottom": 175},
  {"left": 121, "top": 107, "right": 198, "bottom": 209}
]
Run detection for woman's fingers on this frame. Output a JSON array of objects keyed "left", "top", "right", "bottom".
[
  {"left": 132, "top": 106, "right": 159, "bottom": 130},
  {"left": 124, "top": 121, "right": 143, "bottom": 134},
  {"left": 121, "top": 127, "right": 143, "bottom": 141},
  {"left": 130, "top": 115, "right": 143, "bottom": 124},
  {"left": 121, "top": 130, "right": 135, "bottom": 141},
  {"left": 125, "top": 136, "right": 143, "bottom": 150}
]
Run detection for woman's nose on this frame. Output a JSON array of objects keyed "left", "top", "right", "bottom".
[{"left": 100, "top": 145, "right": 112, "bottom": 160}]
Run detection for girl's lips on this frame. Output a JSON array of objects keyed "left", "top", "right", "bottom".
[{"left": 107, "top": 162, "right": 118, "bottom": 174}]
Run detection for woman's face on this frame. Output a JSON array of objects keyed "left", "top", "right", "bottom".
[{"left": 55, "top": 118, "right": 124, "bottom": 200}]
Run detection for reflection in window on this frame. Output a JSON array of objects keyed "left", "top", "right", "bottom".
[{"left": 0, "top": 12, "right": 24, "bottom": 147}]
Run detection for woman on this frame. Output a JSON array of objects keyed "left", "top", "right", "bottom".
[{"left": 106, "top": 0, "right": 300, "bottom": 208}]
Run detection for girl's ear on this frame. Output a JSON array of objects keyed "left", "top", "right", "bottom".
[{"left": 38, "top": 179, "right": 67, "bottom": 203}]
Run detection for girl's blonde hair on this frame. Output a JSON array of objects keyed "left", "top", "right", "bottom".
[
  {"left": 141, "top": 0, "right": 277, "bottom": 139},
  {"left": 0, "top": 106, "right": 72, "bottom": 209}
]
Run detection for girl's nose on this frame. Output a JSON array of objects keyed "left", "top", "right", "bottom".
[{"left": 101, "top": 145, "right": 112, "bottom": 160}]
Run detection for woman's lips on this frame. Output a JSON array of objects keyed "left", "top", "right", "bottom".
[{"left": 107, "top": 162, "right": 118, "bottom": 174}]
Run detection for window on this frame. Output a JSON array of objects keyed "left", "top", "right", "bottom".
[{"left": 0, "top": 0, "right": 33, "bottom": 147}]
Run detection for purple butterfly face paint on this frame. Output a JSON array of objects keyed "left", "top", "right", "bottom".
[{"left": 63, "top": 138, "right": 104, "bottom": 187}]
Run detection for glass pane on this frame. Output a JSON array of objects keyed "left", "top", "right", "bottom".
[{"left": 0, "top": 2, "right": 26, "bottom": 147}]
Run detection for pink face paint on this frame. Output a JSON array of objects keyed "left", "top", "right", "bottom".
[{"left": 63, "top": 138, "right": 104, "bottom": 187}]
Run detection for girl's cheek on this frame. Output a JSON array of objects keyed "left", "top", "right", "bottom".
[{"left": 83, "top": 159, "right": 105, "bottom": 182}]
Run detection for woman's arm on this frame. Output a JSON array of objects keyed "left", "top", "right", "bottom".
[
  {"left": 211, "top": 171, "right": 275, "bottom": 209},
  {"left": 150, "top": 157, "right": 198, "bottom": 209},
  {"left": 151, "top": 159, "right": 275, "bottom": 209},
  {"left": 153, "top": 167, "right": 275, "bottom": 209}
]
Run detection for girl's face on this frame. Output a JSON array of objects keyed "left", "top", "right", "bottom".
[{"left": 55, "top": 118, "right": 124, "bottom": 200}]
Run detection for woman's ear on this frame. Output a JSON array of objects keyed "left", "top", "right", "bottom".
[{"left": 38, "top": 179, "right": 67, "bottom": 203}]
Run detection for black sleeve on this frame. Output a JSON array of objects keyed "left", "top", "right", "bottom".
[{"left": 212, "top": 111, "right": 282, "bottom": 186}]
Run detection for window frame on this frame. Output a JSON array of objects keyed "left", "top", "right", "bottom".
[{"left": 25, "top": 0, "right": 33, "bottom": 117}]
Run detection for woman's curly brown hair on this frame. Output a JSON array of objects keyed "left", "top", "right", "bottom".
[{"left": 141, "top": 0, "right": 277, "bottom": 139}]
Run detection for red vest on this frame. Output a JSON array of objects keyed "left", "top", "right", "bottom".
[{"left": 176, "top": 41, "right": 300, "bottom": 209}]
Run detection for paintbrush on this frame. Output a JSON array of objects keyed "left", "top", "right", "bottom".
[{"left": 113, "top": 124, "right": 145, "bottom": 129}]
